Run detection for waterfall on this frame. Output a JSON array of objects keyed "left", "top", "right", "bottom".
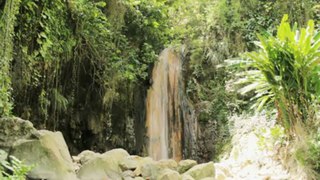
[{"left": 146, "top": 48, "right": 198, "bottom": 161}]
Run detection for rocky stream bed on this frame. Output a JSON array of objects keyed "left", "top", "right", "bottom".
[{"left": 0, "top": 116, "right": 303, "bottom": 180}]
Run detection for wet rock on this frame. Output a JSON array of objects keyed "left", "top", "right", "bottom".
[
  {"left": 77, "top": 148, "right": 129, "bottom": 180},
  {"left": 184, "top": 162, "right": 215, "bottom": 180},
  {"left": 178, "top": 159, "right": 197, "bottom": 173},
  {"left": 10, "top": 130, "right": 78, "bottom": 180}
]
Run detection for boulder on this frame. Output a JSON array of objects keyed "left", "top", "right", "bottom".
[
  {"left": 124, "top": 177, "right": 135, "bottom": 180},
  {"left": 141, "top": 159, "right": 178, "bottom": 179},
  {"left": 120, "top": 155, "right": 144, "bottom": 171},
  {"left": 214, "top": 163, "right": 232, "bottom": 178},
  {"left": 133, "top": 157, "right": 154, "bottom": 176},
  {"left": 184, "top": 162, "right": 215, "bottom": 180},
  {"left": 134, "top": 177, "right": 145, "bottom": 180},
  {"left": 178, "top": 159, "right": 197, "bottom": 173},
  {"left": 77, "top": 150, "right": 100, "bottom": 165},
  {"left": 10, "top": 130, "right": 77, "bottom": 180},
  {"left": 182, "top": 174, "right": 195, "bottom": 180},
  {"left": 122, "top": 170, "right": 135, "bottom": 178},
  {"left": 157, "top": 168, "right": 181, "bottom": 180},
  {"left": 158, "top": 159, "right": 178, "bottom": 170},
  {"left": 140, "top": 161, "right": 160, "bottom": 179},
  {"left": 215, "top": 168, "right": 227, "bottom": 180},
  {"left": 0, "top": 117, "right": 36, "bottom": 149},
  {"left": 77, "top": 148, "right": 129, "bottom": 180}
]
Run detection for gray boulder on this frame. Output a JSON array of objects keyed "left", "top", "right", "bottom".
[
  {"left": 10, "top": 130, "right": 78, "bottom": 180},
  {"left": 77, "top": 150, "right": 99, "bottom": 165},
  {"left": 0, "top": 117, "right": 36, "bottom": 149},
  {"left": 77, "top": 148, "right": 129, "bottom": 180},
  {"left": 178, "top": 159, "right": 197, "bottom": 173},
  {"left": 157, "top": 168, "right": 181, "bottom": 180},
  {"left": 183, "top": 162, "right": 215, "bottom": 180},
  {"left": 141, "top": 159, "right": 178, "bottom": 179},
  {"left": 182, "top": 174, "right": 195, "bottom": 180},
  {"left": 120, "top": 155, "right": 144, "bottom": 171},
  {"left": 132, "top": 157, "right": 154, "bottom": 176}
]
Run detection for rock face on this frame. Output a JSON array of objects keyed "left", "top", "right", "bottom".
[{"left": 10, "top": 130, "right": 78, "bottom": 180}]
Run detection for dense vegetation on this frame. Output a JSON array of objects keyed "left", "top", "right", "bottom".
[{"left": 0, "top": 0, "right": 319, "bottom": 169}]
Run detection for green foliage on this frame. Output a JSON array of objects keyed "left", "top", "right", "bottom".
[
  {"left": 9, "top": 0, "right": 171, "bottom": 151},
  {"left": 0, "top": 0, "right": 21, "bottom": 116},
  {"left": 295, "top": 129, "right": 320, "bottom": 176},
  {"left": 230, "top": 15, "right": 320, "bottom": 135},
  {"left": 1, "top": 156, "right": 33, "bottom": 180}
]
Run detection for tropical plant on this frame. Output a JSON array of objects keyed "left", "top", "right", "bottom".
[
  {"left": 229, "top": 15, "right": 320, "bottom": 136},
  {"left": 1, "top": 156, "right": 33, "bottom": 180}
]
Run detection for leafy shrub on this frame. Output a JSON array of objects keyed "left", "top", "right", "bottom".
[
  {"left": 295, "top": 128, "right": 320, "bottom": 176},
  {"left": 230, "top": 15, "right": 320, "bottom": 136}
]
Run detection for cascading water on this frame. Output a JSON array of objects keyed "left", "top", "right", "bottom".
[
  {"left": 146, "top": 48, "right": 182, "bottom": 161},
  {"left": 146, "top": 48, "right": 197, "bottom": 161}
]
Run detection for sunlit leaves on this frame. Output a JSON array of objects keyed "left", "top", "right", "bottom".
[{"left": 231, "top": 15, "right": 320, "bottom": 134}]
